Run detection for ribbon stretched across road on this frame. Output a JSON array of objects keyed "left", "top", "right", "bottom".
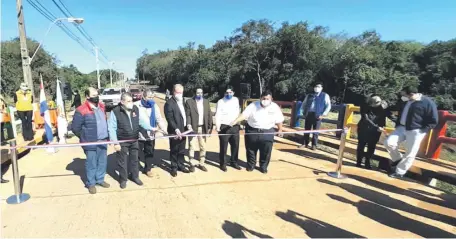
[{"left": 0, "top": 128, "right": 344, "bottom": 150}]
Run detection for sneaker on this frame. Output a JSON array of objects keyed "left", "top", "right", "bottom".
[
  {"left": 88, "top": 186, "right": 97, "bottom": 194},
  {"left": 389, "top": 173, "right": 404, "bottom": 179},
  {"left": 97, "top": 182, "right": 110, "bottom": 188}
]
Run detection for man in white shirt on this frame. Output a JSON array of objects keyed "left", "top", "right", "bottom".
[
  {"left": 134, "top": 89, "right": 167, "bottom": 177},
  {"left": 230, "top": 90, "right": 284, "bottom": 173},
  {"left": 164, "top": 84, "right": 191, "bottom": 177},
  {"left": 215, "top": 86, "right": 241, "bottom": 172},
  {"left": 185, "top": 88, "right": 213, "bottom": 172}
]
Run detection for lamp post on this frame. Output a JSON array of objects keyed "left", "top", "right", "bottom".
[
  {"left": 29, "top": 17, "right": 84, "bottom": 63},
  {"left": 109, "top": 61, "right": 115, "bottom": 87}
]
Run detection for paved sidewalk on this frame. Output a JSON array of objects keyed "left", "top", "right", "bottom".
[{"left": 1, "top": 134, "right": 455, "bottom": 238}]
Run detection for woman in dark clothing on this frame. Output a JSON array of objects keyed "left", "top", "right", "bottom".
[
  {"left": 356, "top": 96, "right": 396, "bottom": 169},
  {"left": 71, "top": 90, "right": 82, "bottom": 109}
]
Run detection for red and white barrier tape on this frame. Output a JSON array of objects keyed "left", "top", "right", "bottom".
[{"left": 0, "top": 128, "right": 343, "bottom": 150}]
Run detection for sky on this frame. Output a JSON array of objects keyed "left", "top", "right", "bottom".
[{"left": 1, "top": 0, "right": 456, "bottom": 79}]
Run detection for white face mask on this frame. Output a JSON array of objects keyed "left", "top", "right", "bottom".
[
  {"left": 174, "top": 94, "right": 183, "bottom": 101},
  {"left": 401, "top": 96, "right": 409, "bottom": 102},
  {"left": 314, "top": 87, "right": 322, "bottom": 93},
  {"left": 21, "top": 87, "right": 27, "bottom": 91},
  {"left": 125, "top": 102, "right": 134, "bottom": 110},
  {"left": 261, "top": 99, "right": 271, "bottom": 107}
]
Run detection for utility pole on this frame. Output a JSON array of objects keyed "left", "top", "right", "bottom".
[
  {"left": 95, "top": 46, "right": 100, "bottom": 89},
  {"left": 16, "top": 0, "right": 35, "bottom": 99},
  {"left": 109, "top": 61, "right": 114, "bottom": 87}
]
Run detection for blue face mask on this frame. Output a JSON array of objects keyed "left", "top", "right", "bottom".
[
  {"left": 225, "top": 94, "right": 233, "bottom": 100},
  {"left": 195, "top": 95, "right": 202, "bottom": 100}
]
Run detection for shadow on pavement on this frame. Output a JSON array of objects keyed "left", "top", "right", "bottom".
[
  {"left": 278, "top": 148, "right": 357, "bottom": 167},
  {"left": 276, "top": 209, "right": 365, "bottom": 238},
  {"left": 317, "top": 178, "right": 456, "bottom": 227},
  {"left": 327, "top": 194, "right": 456, "bottom": 238},
  {"left": 221, "top": 220, "right": 272, "bottom": 238},
  {"left": 347, "top": 173, "right": 456, "bottom": 210}
]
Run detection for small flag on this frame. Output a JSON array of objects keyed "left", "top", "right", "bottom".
[
  {"left": 56, "top": 79, "right": 68, "bottom": 144},
  {"left": 39, "top": 75, "right": 54, "bottom": 144}
]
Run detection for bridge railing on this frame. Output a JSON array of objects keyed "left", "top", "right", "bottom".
[{"left": 426, "top": 111, "right": 456, "bottom": 159}]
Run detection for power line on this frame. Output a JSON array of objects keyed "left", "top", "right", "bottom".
[
  {"left": 26, "top": 0, "right": 96, "bottom": 57},
  {"left": 52, "top": 0, "right": 111, "bottom": 63}
]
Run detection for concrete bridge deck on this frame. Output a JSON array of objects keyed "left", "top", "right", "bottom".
[{"left": 1, "top": 95, "right": 455, "bottom": 238}]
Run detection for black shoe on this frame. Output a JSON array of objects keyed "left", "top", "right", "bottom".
[
  {"left": 260, "top": 168, "right": 268, "bottom": 174},
  {"left": 1, "top": 178, "right": 9, "bottom": 183},
  {"left": 220, "top": 165, "right": 227, "bottom": 172},
  {"left": 120, "top": 181, "right": 127, "bottom": 189},
  {"left": 246, "top": 167, "right": 254, "bottom": 172},
  {"left": 198, "top": 165, "right": 208, "bottom": 172},
  {"left": 355, "top": 163, "right": 362, "bottom": 168},
  {"left": 131, "top": 178, "right": 143, "bottom": 186},
  {"left": 88, "top": 186, "right": 97, "bottom": 194},
  {"left": 311, "top": 145, "right": 317, "bottom": 150},
  {"left": 231, "top": 163, "right": 241, "bottom": 170},
  {"left": 365, "top": 165, "right": 372, "bottom": 170},
  {"left": 389, "top": 173, "right": 404, "bottom": 179},
  {"left": 189, "top": 165, "right": 196, "bottom": 173},
  {"left": 171, "top": 169, "right": 178, "bottom": 177},
  {"left": 97, "top": 181, "right": 110, "bottom": 188},
  {"left": 179, "top": 167, "right": 190, "bottom": 173}
]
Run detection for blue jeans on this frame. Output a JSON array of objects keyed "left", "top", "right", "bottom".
[{"left": 84, "top": 145, "right": 108, "bottom": 187}]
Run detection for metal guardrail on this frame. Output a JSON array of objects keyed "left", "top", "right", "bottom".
[{"left": 426, "top": 111, "right": 456, "bottom": 159}]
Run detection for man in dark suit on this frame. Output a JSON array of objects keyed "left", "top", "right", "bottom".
[
  {"left": 164, "top": 84, "right": 191, "bottom": 177},
  {"left": 185, "top": 88, "right": 213, "bottom": 172}
]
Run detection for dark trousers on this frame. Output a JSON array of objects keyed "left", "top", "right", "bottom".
[
  {"left": 117, "top": 141, "right": 139, "bottom": 182},
  {"left": 245, "top": 126, "right": 274, "bottom": 170},
  {"left": 139, "top": 140, "right": 156, "bottom": 172},
  {"left": 17, "top": 110, "right": 33, "bottom": 141},
  {"left": 356, "top": 132, "right": 381, "bottom": 167},
  {"left": 219, "top": 124, "right": 240, "bottom": 166},
  {"left": 169, "top": 137, "right": 186, "bottom": 170},
  {"left": 303, "top": 112, "right": 322, "bottom": 146}
]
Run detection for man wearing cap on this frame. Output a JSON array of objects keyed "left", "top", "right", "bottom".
[
  {"left": 14, "top": 83, "right": 34, "bottom": 141},
  {"left": 215, "top": 86, "right": 241, "bottom": 172},
  {"left": 185, "top": 88, "right": 213, "bottom": 172},
  {"left": 230, "top": 90, "right": 284, "bottom": 174},
  {"left": 299, "top": 82, "right": 331, "bottom": 150}
]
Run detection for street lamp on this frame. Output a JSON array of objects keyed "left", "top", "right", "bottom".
[
  {"left": 29, "top": 17, "right": 84, "bottom": 63},
  {"left": 109, "top": 61, "right": 115, "bottom": 87}
]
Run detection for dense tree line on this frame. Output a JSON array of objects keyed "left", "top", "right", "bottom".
[
  {"left": 136, "top": 20, "right": 456, "bottom": 110},
  {"left": 1, "top": 38, "right": 120, "bottom": 103}
]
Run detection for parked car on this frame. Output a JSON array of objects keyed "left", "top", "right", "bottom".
[
  {"left": 99, "top": 88, "right": 126, "bottom": 111},
  {"left": 129, "top": 88, "right": 142, "bottom": 101}
]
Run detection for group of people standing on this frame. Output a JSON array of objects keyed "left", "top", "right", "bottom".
[
  {"left": 299, "top": 83, "right": 438, "bottom": 179},
  {"left": 71, "top": 84, "right": 284, "bottom": 194}
]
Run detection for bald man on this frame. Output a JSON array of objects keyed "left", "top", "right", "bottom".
[
  {"left": 72, "top": 87, "right": 110, "bottom": 194},
  {"left": 164, "top": 84, "right": 191, "bottom": 177}
]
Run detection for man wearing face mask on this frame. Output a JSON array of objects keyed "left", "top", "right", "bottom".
[
  {"left": 384, "top": 86, "right": 438, "bottom": 179},
  {"left": 134, "top": 89, "right": 167, "bottom": 177},
  {"left": 215, "top": 86, "right": 241, "bottom": 172},
  {"left": 185, "top": 88, "right": 213, "bottom": 172},
  {"left": 71, "top": 87, "right": 110, "bottom": 194},
  {"left": 356, "top": 96, "right": 396, "bottom": 169},
  {"left": 108, "top": 93, "right": 143, "bottom": 188},
  {"left": 299, "top": 82, "right": 331, "bottom": 150},
  {"left": 71, "top": 90, "right": 82, "bottom": 109},
  {"left": 230, "top": 90, "right": 284, "bottom": 173},
  {"left": 164, "top": 84, "right": 191, "bottom": 177},
  {"left": 14, "top": 82, "right": 34, "bottom": 141}
]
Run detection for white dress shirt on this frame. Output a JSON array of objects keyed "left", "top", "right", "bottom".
[
  {"left": 177, "top": 100, "right": 186, "bottom": 126},
  {"left": 242, "top": 101, "right": 284, "bottom": 129},
  {"left": 215, "top": 96, "right": 240, "bottom": 129},
  {"left": 196, "top": 99, "right": 204, "bottom": 126}
]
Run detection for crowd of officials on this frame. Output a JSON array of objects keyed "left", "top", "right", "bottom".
[{"left": 1, "top": 81, "right": 438, "bottom": 194}]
